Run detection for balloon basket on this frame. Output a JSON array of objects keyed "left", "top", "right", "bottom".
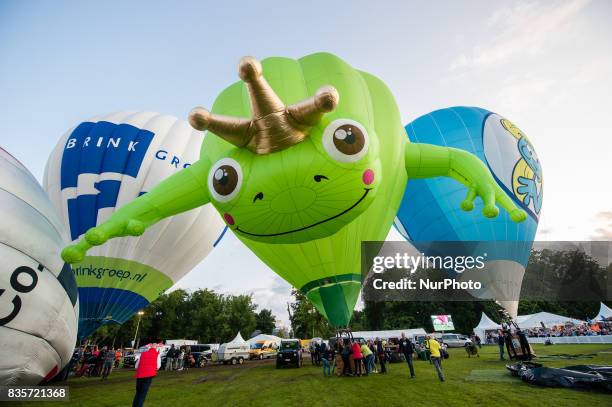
[{"left": 500, "top": 312, "right": 535, "bottom": 361}]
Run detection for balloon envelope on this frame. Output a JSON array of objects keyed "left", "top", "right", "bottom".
[
  {"left": 394, "top": 107, "right": 542, "bottom": 317},
  {"left": 201, "top": 54, "right": 408, "bottom": 327},
  {"left": 44, "top": 112, "right": 225, "bottom": 338},
  {"left": 0, "top": 147, "right": 78, "bottom": 385}
]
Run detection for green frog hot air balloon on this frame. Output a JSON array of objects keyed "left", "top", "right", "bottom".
[{"left": 62, "top": 53, "right": 526, "bottom": 327}]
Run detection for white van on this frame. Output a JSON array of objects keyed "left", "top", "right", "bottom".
[{"left": 440, "top": 333, "right": 472, "bottom": 348}]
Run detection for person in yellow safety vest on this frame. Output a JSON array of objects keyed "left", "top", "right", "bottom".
[
  {"left": 360, "top": 341, "right": 374, "bottom": 375},
  {"left": 425, "top": 335, "right": 445, "bottom": 382}
]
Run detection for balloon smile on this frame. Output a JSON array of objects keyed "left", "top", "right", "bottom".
[{"left": 235, "top": 188, "right": 372, "bottom": 237}]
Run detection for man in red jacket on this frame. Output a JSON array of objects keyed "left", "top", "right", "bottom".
[{"left": 133, "top": 345, "right": 161, "bottom": 407}]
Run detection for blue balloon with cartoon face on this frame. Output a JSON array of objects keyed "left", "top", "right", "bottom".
[{"left": 394, "top": 106, "right": 543, "bottom": 317}]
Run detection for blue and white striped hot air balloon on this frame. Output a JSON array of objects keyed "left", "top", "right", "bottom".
[
  {"left": 44, "top": 112, "right": 225, "bottom": 339},
  {"left": 394, "top": 107, "right": 543, "bottom": 318}
]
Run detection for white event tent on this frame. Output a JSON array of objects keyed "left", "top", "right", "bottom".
[
  {"left": 592, "top": 302, "right": 612, "bottom": 321},
  {"left": 473, "top": 311, "right": 586, "bottom": 339},
  {"left": 515, "top": 311, "right": 585, "bottom": 328},
  {"left": 472, "top": 313, "right": 502, "bottom": 340},
  {"left": 227, "top": 332, "right": 248, "bottom": 345},
  {"left": 351, "top": 328, "right": 427, "bottom": 340}
]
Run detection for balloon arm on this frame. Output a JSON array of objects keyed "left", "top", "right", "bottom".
[
  {"left": 405, "top": 143, "right": 527, "bottom": 222},
  {"left": 61, "top": 159, "right": 212, "bottom": 263}
]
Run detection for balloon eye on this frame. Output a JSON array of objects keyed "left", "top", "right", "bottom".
[
  {"left": 213, "top": 166, "right": 238, "bottom": 195},
  {"left": 333, "top": 125, "right": 364, "bottom": 155},
  {"left": 208, "top": 158, "right": 243, "bottom": 202},
  {"left": 323, "top": 119, "right": 369, "bottom": 163}
]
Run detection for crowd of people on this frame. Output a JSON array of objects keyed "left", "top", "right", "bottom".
[
  {"left": 163, "top": 344, "right": 200, "bottom": 371},
  {"left": 72, "top": 345, "right": 123, "bottom": 379},
  {"left": 70, "top": 343, "right": 181, "bottom": 406},
  {"left": 310, "top": 333, "right": 448, "bottom": 382},
  {"left": 65, "top": 329, "right": 530, "bottom": 406},
  {"left": 69, "top": 342, "right": 203, "bottom": 382},
  {"left": 484, "top": 319, "right": 612, "bottom": 342},
  {"left": 66, "top": 325, "right": 555, "bottom": 405},
  {"left": 525, "top": 320, "right": 611, "bottom": 337}
]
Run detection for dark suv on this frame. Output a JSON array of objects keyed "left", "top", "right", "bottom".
[
  {"left": 190, "top": 344, "right": 213, "bottom": 367},
  {"left": 276, "top": 339, "right": 302, "bottom": 368}
]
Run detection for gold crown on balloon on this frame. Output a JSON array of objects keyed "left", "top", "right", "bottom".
[{"left": 188, "top": 56, "right": 339, "bottom": 154}]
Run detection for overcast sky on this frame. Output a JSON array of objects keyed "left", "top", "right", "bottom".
[{"left": 1, "top": 0, "right": 610, "bottom": 327}]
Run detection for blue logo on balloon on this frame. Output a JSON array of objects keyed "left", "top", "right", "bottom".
[
  {"left": 395, "top": 106, "right": 541, "bottom": 267},
  {"left": 516, "top": 137, "right": 543, "bottom": 214},
  {"left": 60, "top": 121, "right": 154, "bottom": 240}
]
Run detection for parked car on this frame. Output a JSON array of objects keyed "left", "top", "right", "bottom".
[
  {"left": 190, "top": 344, "right": 214, "bottom": 366},
  {"left": 249, "top": 341, "right": 278, "bottom": 360},
  {"left": 133, "top": 345, "right": 171, "bottom": 368},
  {"left": 440, "top": 333, "right": 472, "bottom": 348},
  {"left": 123, "top": 349, "right": 137, "bottom": 368},
  {"left": 276, "top": 339, "right": 302, "bottom": 368}
]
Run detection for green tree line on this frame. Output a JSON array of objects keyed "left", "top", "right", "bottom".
[
  {"left": 88, "top": 289, "right": 277, "bottom": 347},
  {"left": 287, "top": 247, "right": 609, "bottom": 336},
  {"left": 88, "top": 248, "right": 608, "bottom": 346}
]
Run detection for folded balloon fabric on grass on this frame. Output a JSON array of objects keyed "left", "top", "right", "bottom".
[
  {"left": 59, "top": 52, "right": 531, "bottom": 331},
  {"left": 507, "top": 362, "right": 612, "bottom": 391}
]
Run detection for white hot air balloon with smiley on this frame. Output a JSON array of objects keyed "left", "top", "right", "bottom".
[{"left": 0, "top": 147, "right": 78, "bottom": 385}]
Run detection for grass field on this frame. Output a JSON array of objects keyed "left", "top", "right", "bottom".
[{"left": 16, "top": 344, "right": 612, "bottom": 406}]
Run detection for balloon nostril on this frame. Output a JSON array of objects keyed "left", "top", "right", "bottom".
[
  {"left": 362, "top": 169, "right": 374, "bottom": 185},
  {"left": 223, "top": 213, "right": 235, "bottom": 226}
]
